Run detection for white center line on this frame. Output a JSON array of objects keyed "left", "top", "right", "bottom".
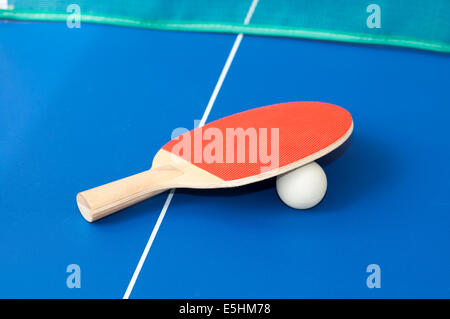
[
  {"left": 123, "top": 0, "right": 259, "bottom": 299},
  {"left": 123, "top": 190, "right": 174, "bottom": 299}
]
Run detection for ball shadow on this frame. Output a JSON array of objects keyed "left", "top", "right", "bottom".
[
  {"left": 176, "top": 134, "right": 396, "bottom": 214},
  {"left": 314, "top": 134, "right": 397, "bottom": 212}
]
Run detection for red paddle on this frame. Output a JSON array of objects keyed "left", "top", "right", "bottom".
[{"left": 76, "top": 101, "right": 353, "bottom": 221}]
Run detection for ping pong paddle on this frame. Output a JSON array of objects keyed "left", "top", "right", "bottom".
[{"left": 77, "top": 101, "right": 353, "bottom": 222}]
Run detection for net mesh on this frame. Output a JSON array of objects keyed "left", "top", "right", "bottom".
[{"left": 1, "top": 0, "right": 449, "bottom": 53}]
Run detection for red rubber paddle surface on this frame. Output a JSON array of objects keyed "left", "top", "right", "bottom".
[{"left": 163, "top": 102, "right": 353, "bottom": 181}]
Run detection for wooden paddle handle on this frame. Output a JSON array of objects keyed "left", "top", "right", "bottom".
[{"left": 76, "top": 166, "right": 182, "bottom": 222}]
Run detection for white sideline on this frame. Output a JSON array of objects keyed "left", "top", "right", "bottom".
[{"left": 123, "top": 0, "right": 259, "bottom": 299}]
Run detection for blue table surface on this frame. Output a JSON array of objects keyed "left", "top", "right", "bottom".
[{"left": 0, "top": 20, "right": 449, "bottom": 298}]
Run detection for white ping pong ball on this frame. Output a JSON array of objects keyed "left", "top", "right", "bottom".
[{"left": 276, "top": 161, "right": 327, "bottom": 209}]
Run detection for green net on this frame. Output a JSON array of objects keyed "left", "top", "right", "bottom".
[{"left": 1, "top": 0, "right": 449, "bottom": 53}]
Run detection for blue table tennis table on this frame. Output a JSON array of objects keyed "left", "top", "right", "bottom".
[{"left": 1, "top": 18, "right": 449, "bottom": 299}]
